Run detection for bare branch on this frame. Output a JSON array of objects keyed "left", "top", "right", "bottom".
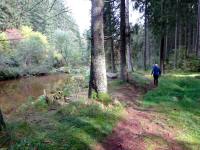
[{"left": 49, "top": 0, "right": 57, "bottom": 12}]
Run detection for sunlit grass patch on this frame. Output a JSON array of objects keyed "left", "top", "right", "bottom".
[
  {"left": 165, "top": 72, "right": 200, "bottom": 78},
  {"left": 144, "top": 135, "right": 169, "bottom": 150}
]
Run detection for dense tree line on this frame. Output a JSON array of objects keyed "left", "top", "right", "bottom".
[
  {"left": 0, "top": 0, "right": 88, "bottom": 80},
  {"left": 89, "top": 0, "right": 200, "bottom": 97},
  {"left": 134, "top": 0, "right": 200, "bottom": 71}
]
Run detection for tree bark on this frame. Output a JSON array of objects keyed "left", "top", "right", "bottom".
[
  {"left": 120, "top": 0, "right": 127, "bottom": 81},
  {"left": 160, "top": 0, "right": 165, "bottom": 73},
  {"left": 107, "top": 1, "right": 116, "bottom": 73},
  {"left": 165, "top": 34, "right": 168, "bottom": 62},
  {"left": 89, "top": 0, "right": 107, "bottom": 95},
  {"left": 160, "top": 36, "right": 165, "bottom": 73},
  {"left": 144, "top": 0, "right": 148, "bottom": 70},
  {"left": 185, "top": 25, "right": 188, "bottom": 58},
  {"left": 192, "top": 25, "right": 196, "bottom": 53},
  {"left": 196, "top": 0, "right": 200, "bottom": 57},
  {"left": 178, "top": 21, "right": 182, "bottom": 50},
  {"left": 126, "top": 0, "right": 133, "bottom": 72},
  {"left": 174, "top": 1, "right": 178, "bottom": 69},
  {"left": 188, "top": 23, "right": 192, "bottom": 55},
  {"left": 0, "top": 109, "right": 6, "bottom": 131},
  {"left": 110, "top": 37, "right": 116, "bottom": 73}
]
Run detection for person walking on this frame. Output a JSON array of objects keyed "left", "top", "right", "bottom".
[{"left": 151, "top": 64, "right": 161, "bottom": 86}]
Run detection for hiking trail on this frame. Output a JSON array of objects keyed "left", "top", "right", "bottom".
[{"left": 96, "top": 83, "right": 185, "bottom": 150}]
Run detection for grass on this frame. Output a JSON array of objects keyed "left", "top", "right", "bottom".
[
  {"left": 1, "top": 99, "right": 123, "bottom": 150},
  {"left": 131, "top": 71, "right": 151, "bottom": 87},
  {"left": 142, "top": 73, "right": 200, "bottom": 149}
]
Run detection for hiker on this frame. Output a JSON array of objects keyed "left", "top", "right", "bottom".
[{"left": 151, "top": 64, "right": 161, "bottom": 86}]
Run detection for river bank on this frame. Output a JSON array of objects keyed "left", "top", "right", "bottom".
[{"left": 0, "top": 66, "right": 72, "bottom": 81}]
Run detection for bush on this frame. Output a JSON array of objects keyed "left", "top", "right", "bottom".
[{"left": 0, "top": 67, "right": 20, "bottom": 80}]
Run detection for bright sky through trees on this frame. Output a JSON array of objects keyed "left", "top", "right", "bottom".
[{"left": 64, "top": 0, "right": 141, "bottom": 33}]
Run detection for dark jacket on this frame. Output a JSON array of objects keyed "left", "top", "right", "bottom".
[{"left": 152, "top": 65, "right": 161, "bottom": 76}]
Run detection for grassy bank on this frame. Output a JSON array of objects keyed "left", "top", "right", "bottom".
[
  {"left": 142, "top": 73, "right": 200, "bottom": 149},
  {"left": 1, "top": 97, "right": 123, "bottom": 149}
]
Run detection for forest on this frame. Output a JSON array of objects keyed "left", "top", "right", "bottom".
[{"left": 0, "top": 0, "right": 200, "bottom": 149}]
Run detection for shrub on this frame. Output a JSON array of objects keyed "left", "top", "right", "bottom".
[
  {"left": 98, "top": 93, "right": 112, "bottom": 105},
  {"left": 34, "top": 96, "right": 48, "bottom": 111},
  {"left": 0, "top": 67, "right": 20, "bottom": 80},
  {"left": 92, "top": 92, "right": 112, "bottom": 105}
]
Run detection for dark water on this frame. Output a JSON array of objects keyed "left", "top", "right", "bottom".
[{"left": 0, "top": 74, "right": 68, "bottom": 115}]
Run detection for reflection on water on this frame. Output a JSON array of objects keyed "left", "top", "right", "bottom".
[{"left": 0, "top": 74, "right": 68, "bottom": 115}]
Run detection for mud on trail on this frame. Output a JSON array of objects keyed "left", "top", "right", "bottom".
[{"left": 96, "top": 83, "right": 185, "bottom": 150}]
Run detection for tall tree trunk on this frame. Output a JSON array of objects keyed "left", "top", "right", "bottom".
[
  {"left": 110, "top": 37, "right": 116, "bottom": 73},
  {"left": 120, "top": 0, "right": 127, "bottom": 81},
  {"left": 192, "top": 25, "right": 196, "bottom": 53},
  {"left": 174, "top": 1, "right": 178, "bottom": 69},
  {"left": 160, "top": 0, "right": 165, "bottom": 73},
  {"left": 108, "top": 1, "right": 116, "bottom": 73},
  {"left": 89, "top": 0, "right": 107, "bottom": 97},
  {"left": 165, "top": 34, "right": 168, "bottom": 62},
  {"left": 165, "top": 17, "right": 168, "bottom": 64},
  {"left": 0, "top": 109, "right": 6, "bottom": 131},
  {"left": 160, "top": 37, "right": 165, "bottom": 73},
  {"left": 196, "top": 0, "right": 200, "bottom": 57},
  {"left": 178, "top": 21, "right": 182, "bottom": 50},
  {"left": 148, "top": 30, "right": 151, "bottom": 66},
  {"left": 185, "top": 25, "right": 188, "bottom": 58},
  {"left": 144, "top": 0, "right": 148, "bottom": 70},
  {"left": 88, "top": 9, "right": 95, "bottom": 98},
  {"left": 126, "top": 0, "right": 133, "bottom": 72},
  {"left": 188, "top": 23, "right": 192, "bottom": 55}
]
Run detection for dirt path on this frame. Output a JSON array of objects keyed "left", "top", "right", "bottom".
[{"left": 96, "top": 83, "right": 185, "bottom": 150}]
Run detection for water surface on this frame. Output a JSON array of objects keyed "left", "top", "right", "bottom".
[{"left": 0, "top": 74, "right": 68, "bottom": 115}]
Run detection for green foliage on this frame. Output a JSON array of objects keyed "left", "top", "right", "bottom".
[
  {"left": 0, "top": 0, "right": 87, "bottom": 80},
  {"left": 0, "top": 67, "right": 20, "bottom": 80},
  {"left": 91, "top": 92, "right": 98, "bottom": 100},
  {"left": 98, "top": 93, "right": 112, "bottom": 105},
  {"left": 0, "top": 32, "right": 9, "bottom": 52},
  {"left": 16, "top": 26, "right": 49, "bottom": 66},
  {"left": 166, "top": 48, "right": 200, "bottom": 72},
  {"left": 143, "top": 74, "right": 200, "bottom": 148},
  {"left": 34, "top": 96, "right": 48, "bottom": 111},
  {"left": 131, "top": 24, "right": 160, "bottom": 69},
  {"left": 53, "top": 29, "right": 83, "bottom": 66},
  {"left": 92, "top": 92, "right": 112, "bottom": 105},
  {"left": 182, "top": 56, "right": 200, "bottom": 72}
]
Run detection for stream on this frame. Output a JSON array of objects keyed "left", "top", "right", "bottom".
[{"left": 0, "top": 74, "right": 68, "bottom": 116}]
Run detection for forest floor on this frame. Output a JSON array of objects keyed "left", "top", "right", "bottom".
[
  {"left": 1, "top": 72, "right": 200, "bottom": 150},
  {"left": 96, "top": 72, "right": 200, "bottom": 150}
]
